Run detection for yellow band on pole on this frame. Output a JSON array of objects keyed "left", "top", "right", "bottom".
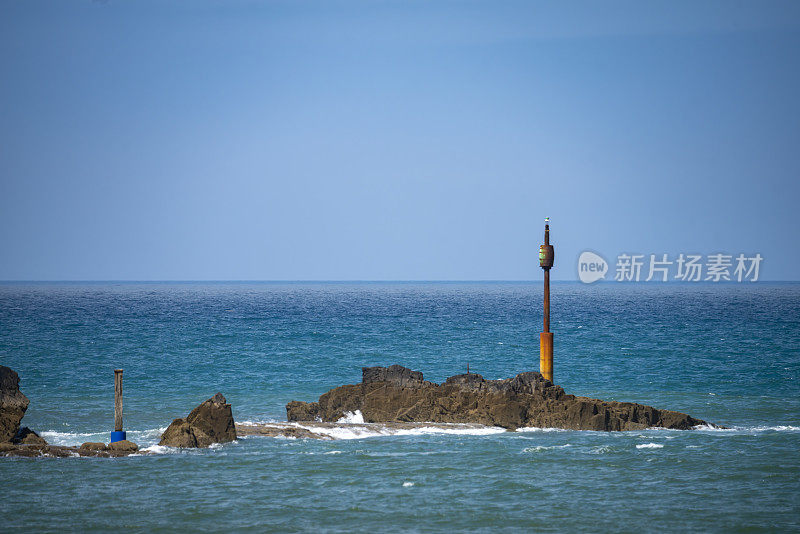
[{"left": 540, "top": 332, "right": 553, "bottom": 382}]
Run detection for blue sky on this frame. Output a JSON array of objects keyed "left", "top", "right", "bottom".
[{"left": 1, "top": 1, "right": 799, "bottom": 280}]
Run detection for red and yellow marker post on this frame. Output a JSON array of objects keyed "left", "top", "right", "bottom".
[{"left": 539, "top": 219, "right": 554, "bottom": 382}]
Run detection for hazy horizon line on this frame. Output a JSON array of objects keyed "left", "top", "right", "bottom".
[{"left": 0, "top": 279, "right": 797, "bottom": 284}]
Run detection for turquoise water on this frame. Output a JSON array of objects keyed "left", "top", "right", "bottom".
[{"left": 1, "top": 282, "right": 798, "bottom": 532}]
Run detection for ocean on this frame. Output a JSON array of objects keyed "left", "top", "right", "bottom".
[{"left": 1, "top": 282, "right": 798, "bottom": 532}]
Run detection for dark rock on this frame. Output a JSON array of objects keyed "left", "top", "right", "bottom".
[
  {"left": 108, "top": 440, "right": 138, "bottom": 452},
  {"left": 12, "top": 427, "right": 47, "bottom": 445},
  {"left": 159, "top": 393, "right": 237, "bottom": 448},
  {"left": 362, "top": 365, "right": 425, "bottom": 387},
  {"left": 159, "top": 419, "right": 197, "bottom": 447},
  {"left": 0, "top": 366, "right": 30, "bottom": 443},
  {"left": 287, "top": 365, "right": 716, "bottom": 431},
  {"left": 286, "top": 400, "right": 320, "bottom": 422},
  {"left": 0, "top": 443, "right": 145, "bottom": 458},
  {"left": 80, "top": 442, "right": 108, "bottom": 451}
]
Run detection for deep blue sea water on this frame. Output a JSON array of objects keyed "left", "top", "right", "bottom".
[{"left": 1, "top": 282, "right": 798, "bottom": 532}]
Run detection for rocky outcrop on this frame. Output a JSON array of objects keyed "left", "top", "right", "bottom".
[
  {"left": 108, "top": 439, "right": 139, "bottom": 452},
  {"left": 80, "top": 442, "right": 108, "bottom": 451},
  {"left": 286, "top": 365, "right": 715, "bottom": 431},
  {"left": 362, "top": 364, "right": 427, "bottom": 387},
  {"left": 12, "top": 427, "right": 47, "bottom": 445},
  {"left": 0, "top": 367, "right": 229, "bottom": 457},
  {"left": 0, "top": 366, "right": 30, "bottom": 443},
  {"left": 1, "top": 437, "right": 142, "bottom": 458},
  {"left": 0, "top": 442, "right": 143, "bottom": 458},
  {"left": 159, "top": 393, "right": 236, "bottom": 447}
]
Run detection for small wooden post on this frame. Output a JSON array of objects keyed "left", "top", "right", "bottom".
[{"left": 114, "top": 369, "right": 123, "bottom": 432}]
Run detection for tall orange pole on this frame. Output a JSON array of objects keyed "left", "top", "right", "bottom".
[{"left": 539, "top": 220, "right": 554, "bottom": 382}]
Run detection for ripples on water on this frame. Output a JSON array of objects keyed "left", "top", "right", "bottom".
[{"left": 1, "top": 282, "right": 798, "bottom": 531}]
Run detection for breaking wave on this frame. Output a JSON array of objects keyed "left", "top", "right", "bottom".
[
  {"left": 515, "top": 427, "right": 572, "bottom": 433},
  {"left": 39, "top": 422, "right": 800, "bottom": 448},
  {"left": 238, "top": 420, "right": 508, "bottom": 440},
  {"left": 692, "top": 424, "right": 800, "bottom": 433},
  {"left": 238, "top": 420, "right": 800, "bottom": 441},
  {"left": 523, "top": 444, "right": 572, "bottom": 453},
  {"left": 40, "top": 427, "right": 167, "bottom": 447},
  {"left": 139, "top": 444, "right": 176, "bottom": 455},
  {"left": 293, "top": 422, "right": 507, "bottom": 440},
  {"left": 336, "top": 410, "right": 365, "bottom": 424}
]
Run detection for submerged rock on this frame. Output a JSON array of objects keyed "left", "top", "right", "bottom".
[
  {"left": 0, "top": 443, "right": 143, "bottom": 458},
  {"left": 159, "top": 393, "right": 237, "bottom": 448},
  {"left": 0, "top": 366, "right": 30, "bottom": 443},
  {"left": 286, "top": 365, "right": 715, "bottom": 431}
]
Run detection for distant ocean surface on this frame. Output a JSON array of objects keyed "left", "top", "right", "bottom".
[{"left": 1, "top": 282, "right": 798, "bottom": 532}]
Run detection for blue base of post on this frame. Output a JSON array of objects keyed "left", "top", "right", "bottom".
[{"left": 110, "top": 431, "right": 126, "bottom": 443}]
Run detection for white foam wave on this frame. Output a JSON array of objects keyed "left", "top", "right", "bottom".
[
  {"left": 693, "top": 424, "right": 800, "bottom": 433},
  {"left": 515, "top": 427, "right": 571, "bottom": 433},
  {"left": 294, "top": 423, "right": 506, "bottom": 440},
  {"left": 691, "top": 424, "right": 736, "bottom": 432},
  {"left": 41, "top": 427, "right": 168, "bottom": 447},
  {"left": 741, "top": 425, "right": 800, "bottom": 433},
  {"left": 636, "top": 443, "right": 664, "bottom": 449},
  {"left": 402, "top": 481, "right": 415, "bottom": 487},
  {"left": 241, "top": 421, "right": 800, "bottom": 442},
  {"left": 337, "top": 410, "right": 365, "bottom": 424},
  {"left": 40, "top": 430, "right": 107, "bottom": 446},
  {"left": 523, "top": 444, "right": 572, "bottom": 452},
  {"left": 140, "top": 444, "right": 176, "bottom": 455}
]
